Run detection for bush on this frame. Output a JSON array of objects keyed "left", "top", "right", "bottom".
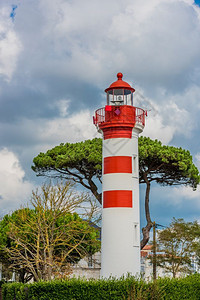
[
  {"left": 0, "top": 280, "right": 6, "bottom": 288},
  {"left": 2, "top": 274, "right": 200, "bottom": 300},
  {"left": 156, "top": 274, "right": 200, "bottom": 300}
]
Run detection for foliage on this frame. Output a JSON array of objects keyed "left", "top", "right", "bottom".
[
  {"left": 0, "top": 182, "right": 100, "bottom": 282},
  {"left": 0, "top": 212, "right": 27, "bottom": 282},
  {"left": 0, "top": 279, "right": 6, "bottom": 287},
  {"left": 32, "top": 137, "right": 200, "bottom": 248},
  {"left": 32, "top": 138, "right": 102, "bottom": 203},
  {"left": 138, "top": 137, "right": 200, "bottom": 248},
  {"left": 189, "top": 222, "right": 200, "bottom": 267},
  {"left": 156, "top": 218, "right": 200, "bottom": 278},
  {"left": 2, "top": 274, "right": 200, "bottom": 300},
  {"left": 139, "top": 137, "right": 200, "bottom": 188}
]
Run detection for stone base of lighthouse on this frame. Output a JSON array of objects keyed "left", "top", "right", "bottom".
[{"left": 100, "top": 127, "right": 142, "bottom": 278}]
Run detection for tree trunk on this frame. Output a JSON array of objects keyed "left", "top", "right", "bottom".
[
  {"left": 88, "top": 177, "right": 102, "bottom": 204},
  {"left": 140, "top": 174, "right": 153, "bottom": 249},
  {"left": 19, "top": 268, "right": 26, "bottom": 283},
  {"left": 96, "top": 192, "right": 102, "bottom": 204}
]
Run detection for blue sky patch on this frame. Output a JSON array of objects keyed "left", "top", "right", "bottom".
[
  {"left": 10, "top": 5, "right": 18, "bottom": 21},
  {"left": 194, "top": 0, "right": 200, "bottom": 6}
]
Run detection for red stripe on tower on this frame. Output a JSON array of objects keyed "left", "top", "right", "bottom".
[
  {"left": 102, "top": 127, "right": 133, "bottom": 140},
  {"left": 104, "top": 156, "right": 132, "bottom": 174},
  {"left": 103, "top": 190, "right": 133, "bottom": 208}
]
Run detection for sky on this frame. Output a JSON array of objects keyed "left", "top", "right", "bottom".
[{"left": 0, "top": 0, "right": 200, "bottom": 231}]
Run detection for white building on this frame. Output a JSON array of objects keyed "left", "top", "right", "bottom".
[{"left": 71, "top": 245, "right": 200, "bottom": 280}]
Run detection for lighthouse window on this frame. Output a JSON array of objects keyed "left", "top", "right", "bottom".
[
  {"left": 112, "top": 89, "right": 124, "bottom": 106},
  {"left": 132, "top": 155, "right": 138, "bottom": 178},
  {"left": 107, "top": 89, "right": 133, "bottom": 106},
  {"left": 135, "top": 224, "right": 138, "bottom": 242},
  {"left": 124, "top": 89, "right": 133, "bottom": 106},
  {"left": 133, "top": 223, "right": 139, "bottom": 247},
  {"left": 107, "top": 89, "right": 124, "bottom": 106},
  {"left": 107, "top": 91, "right": 113, "bottom": 105}
]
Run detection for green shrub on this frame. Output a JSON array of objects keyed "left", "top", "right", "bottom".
[
  {"left": 156, "top": 274, "right": 200, "bottom": 300},
  {"left": 2, "top": 274, "right": 200, "bottom": 300},
  {"left": 0, "top": 280, "right": 6, "bottom": 288}
]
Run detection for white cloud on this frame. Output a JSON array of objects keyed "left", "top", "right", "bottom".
[
  {"left": 1, "top": 109, "right": 100, "bottom": 151},
  {"left": 141, "top": 97, "right": 192, "bottom": 144},
  {"left": 54, "top": 99, "right": 71, "bottom": 117},
  {"left": 26, "top": 0, "right": 199, "bottom": 88},
  {"left": 0, "top": 6, "right": 22, "bottom": 81},
  {"left": 151, "top": 184, "right": 200, "bottom": 211},
  {"left": 38, "top": 109, "right": 98, "bottom": 144},
  {"left": 172, "top": 185, "right": 200, "bottom": 204},
  {"left": 68, "top": 109, "right": 100, "bottom": 140},
  {"left": 142, "top": 113, "right": 175, "bottom": 144},
  {"left": 0, "top": 148, "right": 34, "bottom": 215},
  {"left": 195, "top": 153, "right": 200, "bottom": 171}
]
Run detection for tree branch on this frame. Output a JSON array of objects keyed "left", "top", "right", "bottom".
[{"left": 140, "top": 172, "right": 153, "bottom": 249}]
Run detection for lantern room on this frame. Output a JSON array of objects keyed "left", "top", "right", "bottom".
[
  {"left": 105, "top": 72, "right": 135, "bottom": 106},
  {"left": 93, "top": 72, "right": 146, "bottom": 133}
]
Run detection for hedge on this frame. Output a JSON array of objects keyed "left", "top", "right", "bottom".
[{"left": 2, "top": 274, "right": 200, "bottom": 300}]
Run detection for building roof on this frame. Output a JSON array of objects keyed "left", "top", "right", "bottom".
[
  {"left": 141, "top": 245, "right": 153, "bottom": 258},
  {"left": 143, "top": 245, "right": 152, "bottom": 250}
]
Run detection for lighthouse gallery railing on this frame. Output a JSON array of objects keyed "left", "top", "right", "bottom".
[{"left": 94, "top": 106, "right": 146, "bottom": 127}]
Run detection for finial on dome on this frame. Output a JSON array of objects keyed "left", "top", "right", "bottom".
[{"left": 117, "top": 72, "right": 123, "bottom": 80}]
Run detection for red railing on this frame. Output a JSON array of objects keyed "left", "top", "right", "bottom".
[
  {"left": 93, "top": 106, "right": 146, "bottom": 127},
  {"left": 94, "top": 107, "right": 105, "bottom": 124},
  {"left": 135, "top": 107, "right": 146, "bottom": 126}
]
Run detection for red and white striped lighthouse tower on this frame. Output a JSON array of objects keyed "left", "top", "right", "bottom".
[
  {"left": 94, "top": 73, "right": 145, "bottom": 278},
  {"left": 94, "top": 73, "right": 146, "bottom": 278}
]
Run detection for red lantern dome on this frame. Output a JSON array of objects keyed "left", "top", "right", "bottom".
[{"left": 105, "top": 73, "right": 135, "bottom": 93}]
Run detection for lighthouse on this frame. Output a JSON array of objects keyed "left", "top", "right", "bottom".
[{"left": 93, "top": 73, "right": 146, "bottom": 278}]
